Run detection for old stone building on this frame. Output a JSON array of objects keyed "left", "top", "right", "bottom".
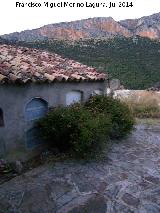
[{"left": 0, "top": 44, "right": 108, "bottom": 160}]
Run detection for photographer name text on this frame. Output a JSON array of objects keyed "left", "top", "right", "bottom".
[{"left": 15, "top": 1, "right": 134, "bottom": 9}]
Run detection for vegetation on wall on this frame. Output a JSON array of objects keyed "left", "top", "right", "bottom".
[{"left": 2, "top": 37, "right": 160, "bottom": 89}]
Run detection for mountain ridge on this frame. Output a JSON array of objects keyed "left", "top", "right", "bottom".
[{"left": 1, "top": 12, "right": 160, "bottom": 41}]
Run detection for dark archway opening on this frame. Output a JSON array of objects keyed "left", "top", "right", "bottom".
[{"left": 0, "top": 108, "right": 4, "bottom": 127}]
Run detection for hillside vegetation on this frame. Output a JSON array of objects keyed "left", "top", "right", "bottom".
[{"left": 1, "top": 37, "right": 160, "bottom": 89}]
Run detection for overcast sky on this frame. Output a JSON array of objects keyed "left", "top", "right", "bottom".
[{"left": 0, "top": 0, "right": 160, "bottom": 35}]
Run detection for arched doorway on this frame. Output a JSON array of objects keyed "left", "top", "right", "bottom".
[
  {"left": 26, "top": 127, "right": 43, "bottom": 149},
  {"left": 25, "top": 98, "right": 48, "bottom": 149},
  {"left": 25, "top": 98, "right": 48, "bottom": 122}
]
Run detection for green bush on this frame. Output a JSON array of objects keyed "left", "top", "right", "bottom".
[
  {"left": 85, "top": 95, "right": 135, "bottom": 139},
  {"left": 37, "top": 96, "right": 134, "bottom": 159},
  {"left": 37, "top": 104, "right": 112, "bottom": 158},
  {"left": 71, "top": 113, "right": 112, "bottom": 158}
]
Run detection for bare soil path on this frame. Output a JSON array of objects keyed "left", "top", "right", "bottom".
[{"left": 0, "top": 122, "right": 160, "bottom": 213}]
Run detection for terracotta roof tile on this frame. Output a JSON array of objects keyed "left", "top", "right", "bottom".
[{"left": 0, "top": 44, "right": 107, "bottom": 84}]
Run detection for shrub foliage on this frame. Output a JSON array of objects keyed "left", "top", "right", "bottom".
[
  {"left": 85, "top": 96, "right": 135, "bottom": 139},
  {"left": 38, "top": 96, "right": 134, "bottom": 158},
  {"left": 38, "top": 104, "right": 111, "bottom": 158}
]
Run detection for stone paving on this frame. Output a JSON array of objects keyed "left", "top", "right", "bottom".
[{"left": 0, "top": 124, "right": 160, "bottom": 213}]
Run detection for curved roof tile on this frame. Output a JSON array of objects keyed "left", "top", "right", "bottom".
[{"left": 0, "top": 44, "right": 107, "bottom": 84}]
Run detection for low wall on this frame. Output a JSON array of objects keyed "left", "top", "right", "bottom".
[{"left": 113, "top": 90, "right": 160, "bottom": 105}]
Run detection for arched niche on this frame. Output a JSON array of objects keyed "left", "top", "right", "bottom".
[
  {"left": 25, "top": 98, "right": 48, "bottom": 122},
  {"left": 66, "top": 91, "right": 83, "bottom": 106},
  {"left": 92, "top": 89, "right": 103, "bottom": 96}
]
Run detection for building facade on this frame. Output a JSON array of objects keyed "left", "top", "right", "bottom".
[{"left": 0, "top": 45, "right": 108, "bottom": 160}]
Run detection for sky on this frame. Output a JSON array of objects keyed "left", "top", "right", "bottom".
[{"left": 0, "top": 0, "right": 160, "bottom": 35}]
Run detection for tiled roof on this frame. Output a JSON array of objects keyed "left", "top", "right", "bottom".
[{"left": 0, "top": 44, "right": 107, "bottom": 84}]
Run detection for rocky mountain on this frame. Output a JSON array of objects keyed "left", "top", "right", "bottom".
[
  {"left": 120, "top": 12, "right": 160, "bottom": 39},
  {"left": 1, "top": 12, "right": 160, "bottom": 41}
]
